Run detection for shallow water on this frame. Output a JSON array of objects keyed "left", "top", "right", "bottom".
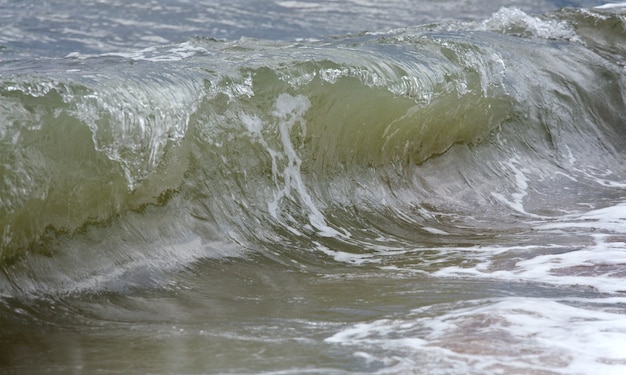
[{"left": 1, "top": 1, "right": 626, "bottom": 374}]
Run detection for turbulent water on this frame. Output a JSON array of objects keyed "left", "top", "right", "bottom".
[{"left": 2, "top": 1, "right": 626, "bottom": 374}]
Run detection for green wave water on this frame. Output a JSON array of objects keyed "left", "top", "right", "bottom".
[{"left": 1, "top": 7, "right": 625, "bottom": 294}]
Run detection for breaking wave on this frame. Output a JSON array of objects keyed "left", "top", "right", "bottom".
[{"left": 1, "top": 7, "right": 625, "bottom": 296}]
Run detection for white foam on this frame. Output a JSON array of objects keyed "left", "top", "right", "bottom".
[
  {"left": 264, "top": 93, "right": 347, "bottom": 238},
  {"left": 574, "top": 166, "right": 626, "bottom": 189},
  {"left": 595, "top": 2, "right": 626, "bottom": 9},
  {"left": 423, "top": 227, "right": 449, "bottom": 235},
  {"left": 538, "top": 202, "right": 626, "bottom": 234},
  {"left": 481, "top": 7, "right": 581, "bottom": 42},
  {"left": 429, "top": 201, "right": 626, "bottom": 294},
  {"left": 325, "top": 297, "right": 626, "bottom": 374},
  {"left": 66, "top": 41, "right": 210, "bottom": 62},
  {"left": 314, "top": 242, "right": 381, "bottom": 265},
  {"left": 490, "top": 156, "right": 545, "bottom": 218},
  {"left": 276, "top": 1, "right": 321, "bottom": 9}
]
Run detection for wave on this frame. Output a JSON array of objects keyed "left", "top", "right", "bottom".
[{"left": 1, "top": 7, "right": 625, "bottom": 296}]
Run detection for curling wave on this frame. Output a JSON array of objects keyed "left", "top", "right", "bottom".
[{"left": 1, "top": 7, "right": 625, "bottom": 296}]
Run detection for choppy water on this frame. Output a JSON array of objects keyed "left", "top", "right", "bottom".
[{"left": 2, "top": 1, "right": 626, "bottom": 374}]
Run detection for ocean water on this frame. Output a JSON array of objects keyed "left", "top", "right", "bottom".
[{"left": 1, "top": 0, "right": 626, "bottom": 374}]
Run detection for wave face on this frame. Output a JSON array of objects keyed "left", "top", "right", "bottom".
[
  {"left": 1, "top": 7, "right": 626, "bottom": 293},
  {"left": 1, "top": 5, "right": 626, "bottom": 374}
]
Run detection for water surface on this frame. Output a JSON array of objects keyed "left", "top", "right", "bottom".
[{"left": 1, "top": 1, "right": 626, "bottom": 374}]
